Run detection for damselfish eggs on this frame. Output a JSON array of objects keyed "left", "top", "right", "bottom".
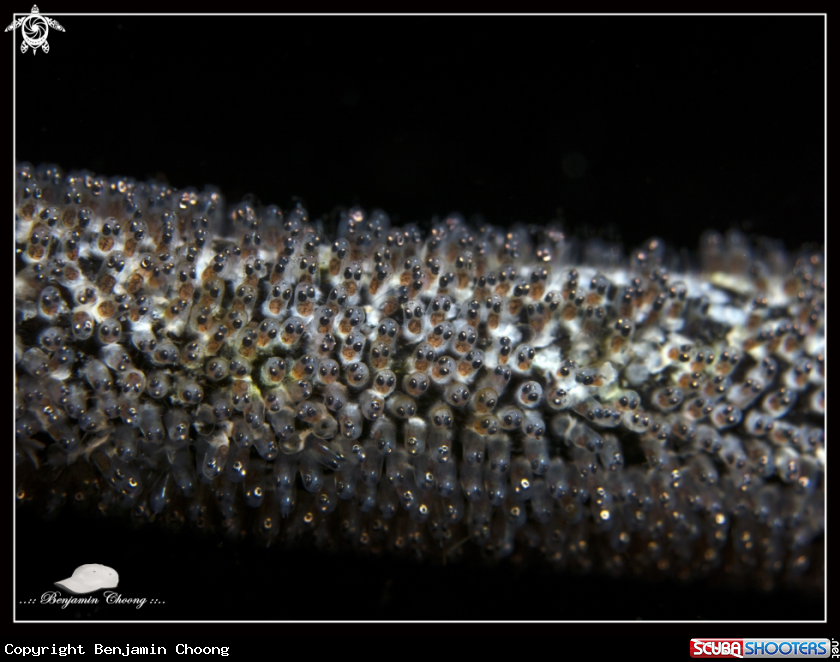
[{"left": 14, "top": 163, "right": 823, "bottom": 590}]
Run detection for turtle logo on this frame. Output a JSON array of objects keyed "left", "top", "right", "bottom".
[{"left": 5, "top": 5, "right": 65, "bottom": 55}]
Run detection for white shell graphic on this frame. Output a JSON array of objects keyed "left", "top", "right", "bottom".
[{"left": 5, "top": 5, "right": 65, "bottom": 55}]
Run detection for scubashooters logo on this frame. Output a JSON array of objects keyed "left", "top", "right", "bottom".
[
  {"left": 5, "top": 6, "right": 65, "bottom": 54},
  {"left": 690, "top": 639, "right": 831, "bottom": 658}
]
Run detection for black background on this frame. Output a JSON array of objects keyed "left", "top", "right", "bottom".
[
  {"left": 15, "top": 15, "right": 823, "bottom": 250},
  {"left": 14, "top": 13, "right": 825, "bottom": 625}
]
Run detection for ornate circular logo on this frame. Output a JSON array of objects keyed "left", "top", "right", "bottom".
[
  {"left": 5, "top": 6, "right": 65, "bottom": 55},
  {"left": 21, "top": 11, "right": 49, "bottom": 52}
]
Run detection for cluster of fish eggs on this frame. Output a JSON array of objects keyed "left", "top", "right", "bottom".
[{"left": 15, "top": 163, "right": 824, "bottom": 587}]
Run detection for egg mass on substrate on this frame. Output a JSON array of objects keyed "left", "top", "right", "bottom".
[{"left": 14, "top": 163, "right": 824, "bottom": 590}]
